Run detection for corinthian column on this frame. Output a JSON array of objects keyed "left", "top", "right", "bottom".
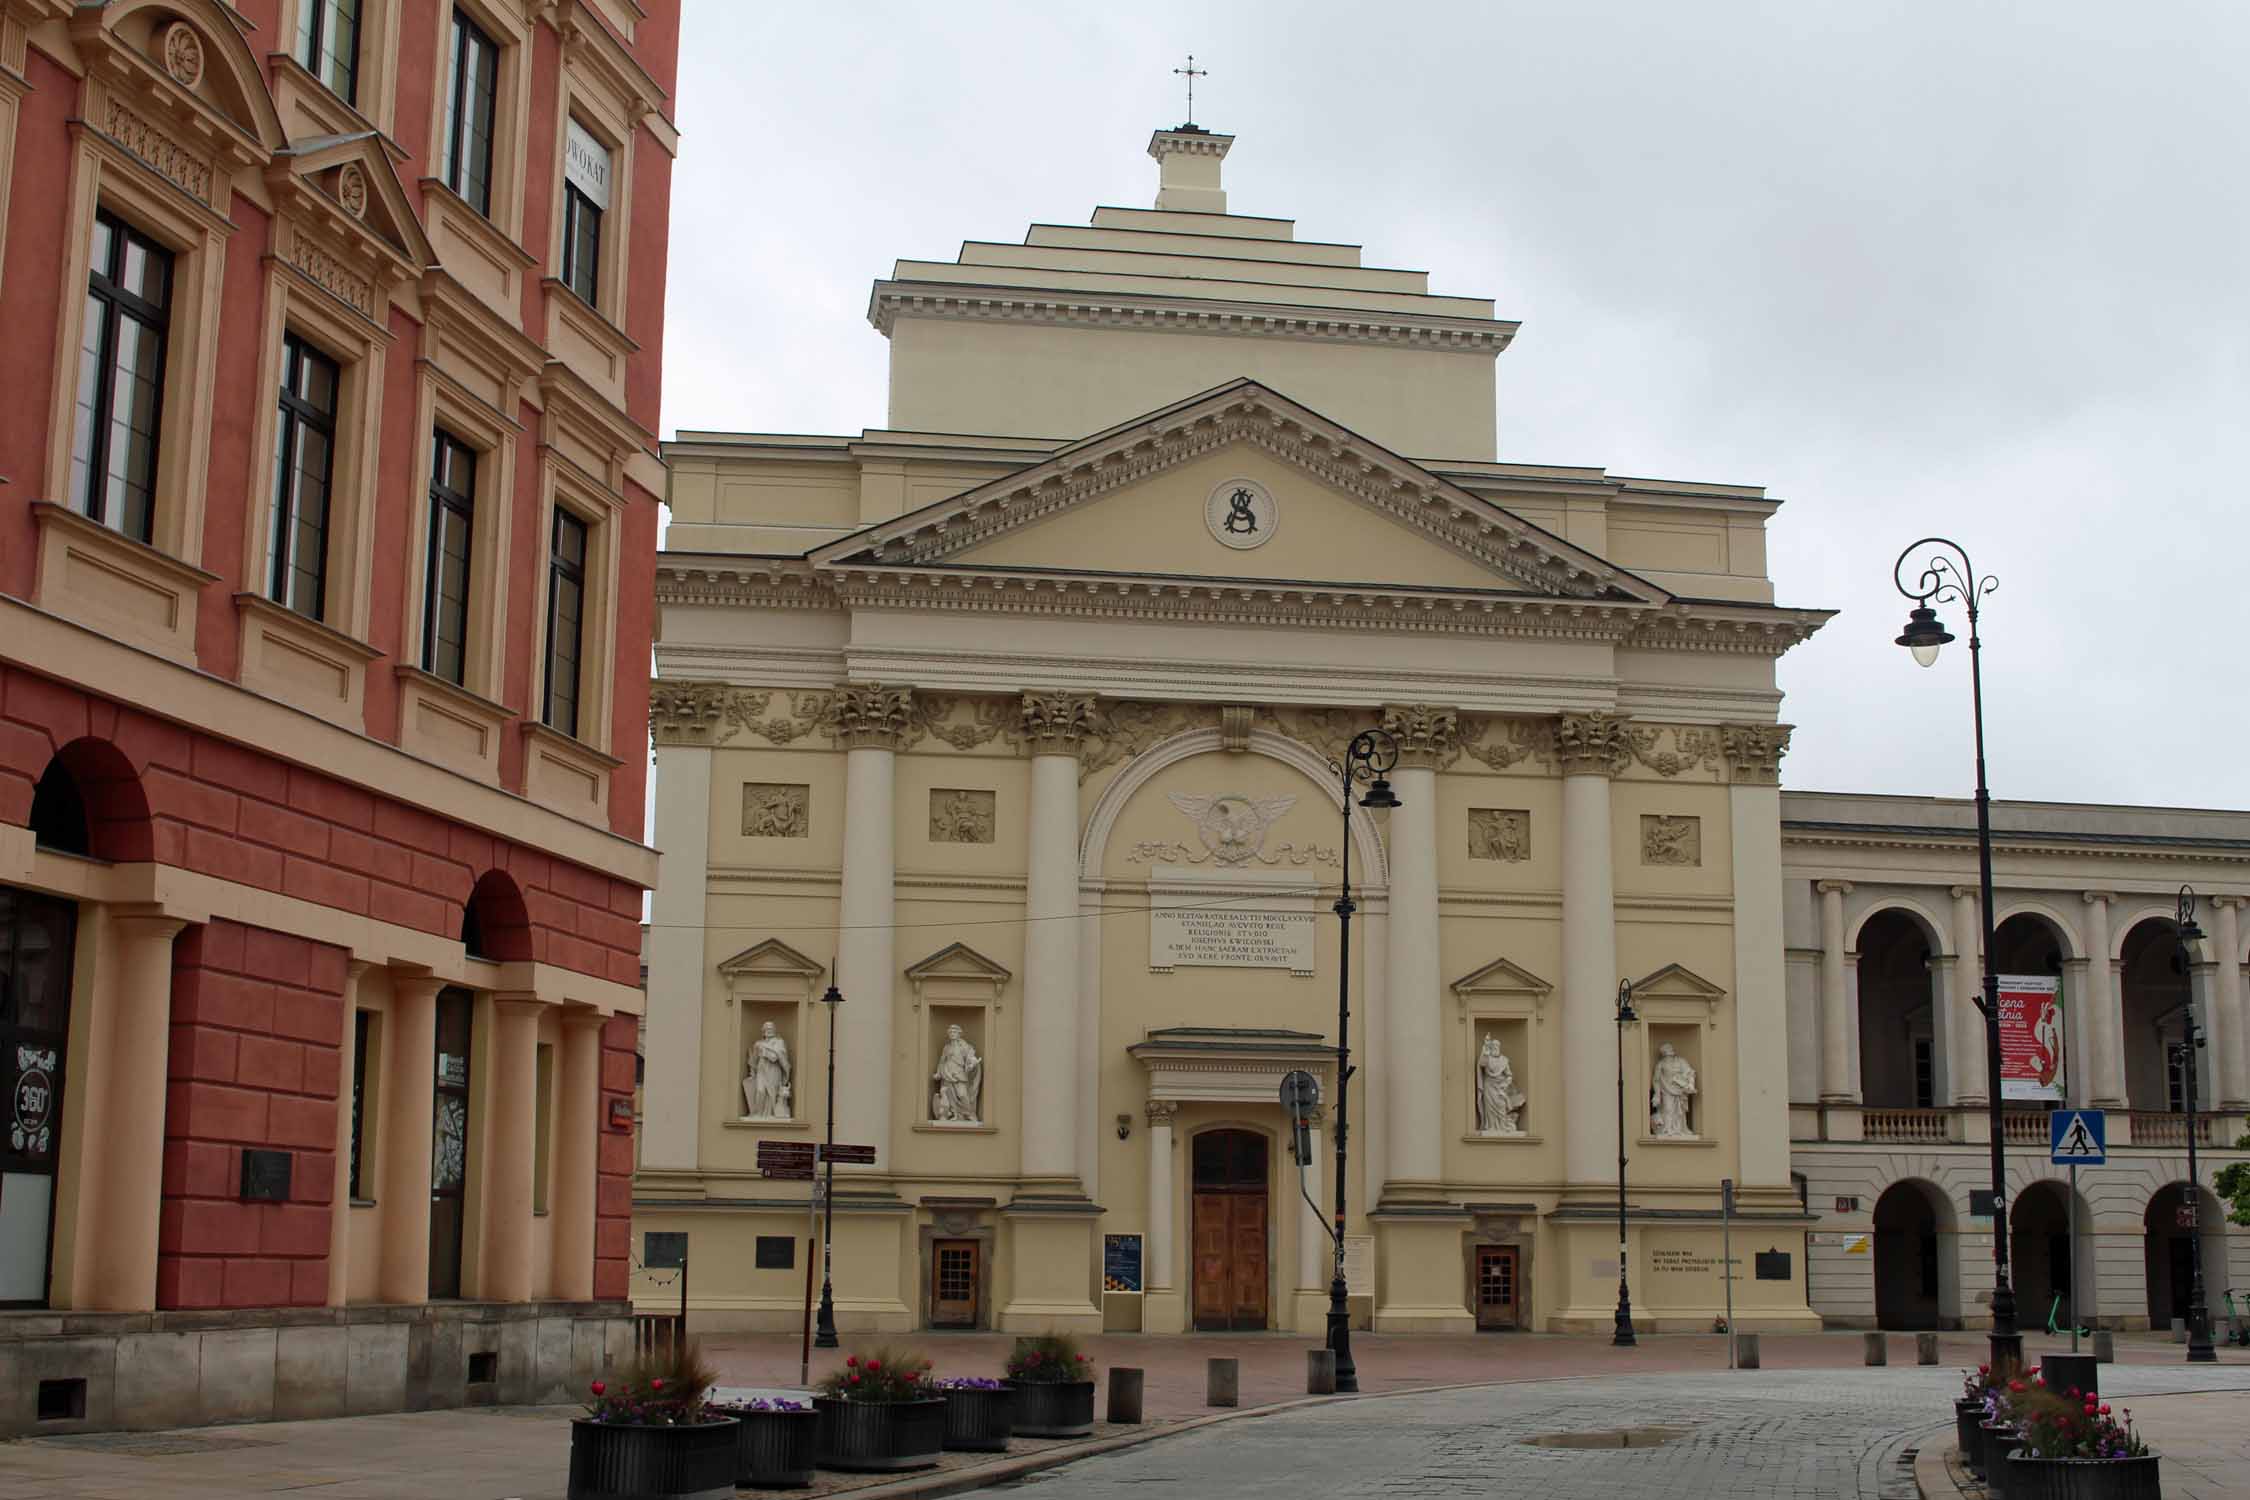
[
  {"left": 1724, "top": 725, "right": 1793, "bottom": 1186},
  {"left": 1379, "top": 704, "right": 1454, "bottom": 1194},
  {"left": 1558, "top": 712, "right": 1629, "bottom": 1186},
  {"left": 1019, "top": 692, "right": 1096, "bottom": 1186},
  {"left": 2214, "top": 899, "right": 2248, "bottom": 1109},
  {"left": 831, "top": 684, "right": 916, "bottom": 1168}
]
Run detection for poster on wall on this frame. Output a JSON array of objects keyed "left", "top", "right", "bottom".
[
  {"left": 1997, "top": 974, "right": 2064, "bottom": 1100},
  {"left": 1103, "top": 1234, "right": 1143, "bottom": 1293}
]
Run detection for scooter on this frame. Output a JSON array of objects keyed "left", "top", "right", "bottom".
[
  {"left": 2222, "top": 1289, "right": 2250, "bottom": 1348},
  {"left": 2044, "top": 1292, "right": 2093, "bottom": 1340}
]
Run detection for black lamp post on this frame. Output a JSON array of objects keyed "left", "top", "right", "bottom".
[
  {"left": 1891, "top": 537, "right": 2020, "bottom": 1375},
  {"left": 2173, "top": 887, "right": 2216, "bottom": 1363},
  {"left": 1326, "top": 727, "right": 1399, "bottom": 1396},
  {"left": 1614, "top": 978, "right": 1639, "bottom": 1347},
  {"left": 813, "top": 981, "right": 844, "bottom": 1349}
]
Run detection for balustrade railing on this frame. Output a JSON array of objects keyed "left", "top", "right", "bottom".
[
  {"left": 1862, "top": 1109, "right": 1950, "bottom": 1143},
  {"left": 2127, "top": 1111, "right": 2225, "bottom": 1148}
]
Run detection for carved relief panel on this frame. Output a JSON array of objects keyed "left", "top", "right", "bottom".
[
  {"left": 1467, "top": 808, "right": 1530, "bottom": 863},
  {"left": 928, "top": 789, "right": 996, "bottom": 845},
  {"left": 1640, "top": 814, "right": 1701, "bottom": 866},
  {"left": 741, "top": 783, "right": 809, "bottom": 839}
]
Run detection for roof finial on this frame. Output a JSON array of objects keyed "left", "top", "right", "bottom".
[{"left": 1172, "top": 53, "right": 1207, "bottom": 129}]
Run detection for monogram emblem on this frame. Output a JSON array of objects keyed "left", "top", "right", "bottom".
[
  {"left": 1222, "top": 487, "right": 1259, "bottom": 534},
  {"left": 1204, "top": 478, "right": 1277, "bottom": 550}
]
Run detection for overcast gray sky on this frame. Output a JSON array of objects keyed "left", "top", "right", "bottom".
[{"left": 660, "top": 1, "right": 2249, "bottom": 810}]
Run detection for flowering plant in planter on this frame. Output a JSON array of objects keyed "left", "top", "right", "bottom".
[
  {"left": 1005, "top": 1332, "right": 1093, "bottom": 1384},
  {"left": 933, "top": 1377, "right": 1008, "bottom": 1391},
  {"left": 1961, "top": 1364, "right": 1997, "bottom": 1405},
  {"left": 2013, "top": 1386, "right": 2149, "bottom": 1461},
  {"left": 817, "top": 1348, "right": 935, "bottom": 1403},
  {"left": 568, "top": 1343, "right": 736, "bottom": 1500},
  {"left": 583, "top": 1343, "right": 720, "bottom": 1426}
]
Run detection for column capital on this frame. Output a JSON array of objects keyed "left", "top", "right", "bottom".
[
  {"left": 491, "top": 993, "right": 545, "bottom": 1021},
  {"left": 826, "top": 682, "right": 919, "bottom": 750},
  {"left": 1144, "top": 1098, "right": 1180, "bottom": 1125},
  {"left": 648, "top": 680, "right": 730, "bottom": 745},
  {"left": 107, "top": 903, "right": 191, "bottom": 938},
  {"left": 386, "top": 966, "right": 448, "bottom": 1005},
  {"left": 1720, "top": 722, "right": 1794, "bottom": 785},
  {"left": 2082, "top": 890, "right": 2117, "bottom": 907},
  {"left": 1378, "top": 703, "right": 1459, "bottom": 769},
  {"left": 1816, "top": 879, "right": 1853, "bottom": 897},
  {"left": 1555, "top": 711, "right": 1632, "bottom": 777},
  {"left": 2211, "top": 895, "right": 2245, "bottom": 912},
  {"left": 559, "top": 1005, "right": 610, "bottom": 1034},
  {"left": 1948, "top": 884, "right": 1978, "bottom": 903},
  {"left": 1017, "top": 690, "right": 1099, "bottom": 755}
]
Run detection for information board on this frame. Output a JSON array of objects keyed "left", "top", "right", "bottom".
[{"left": 1103, "top": 1234, "right": 1143, "bottom": 1294}]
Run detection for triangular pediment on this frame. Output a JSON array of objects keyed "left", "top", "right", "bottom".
[
  {"left": 1630, "top": 963, "right": 1728, "bottom": 1010},
  {"left": 1451, "top": 956, "right": 1555, "bottom": 1000},
  {"left": 269, "top": 131, "right": 433, "bottom": 274},
  {"left": 811, "top": 381, "right": 1665, "bottom": 603},
  {"left": 903, "top": 942, "right": 1013, "bottom": 987},
  {"left": 717, "top": 938, "right": 826, "bottom": 982}
]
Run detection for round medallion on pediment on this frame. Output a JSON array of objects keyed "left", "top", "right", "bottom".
[
  {"left": 160, "top": 22, "right": 206, "bottom": 88},
  {"left": 337, "top": 163, "right": 369, "bottom": 219},
  {"left": 1205, "top": 477, "right": 1277, "bottom": 550}
]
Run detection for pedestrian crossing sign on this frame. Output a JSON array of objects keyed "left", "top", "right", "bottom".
[{"left": 2049, "top": 1109, "right": 2106, "bottom": 1165}]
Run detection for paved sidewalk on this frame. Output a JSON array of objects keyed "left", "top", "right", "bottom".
[{"left": 0, "top": 1332, "right": 2239, "bottom": 1499}]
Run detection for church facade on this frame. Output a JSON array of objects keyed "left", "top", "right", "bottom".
[{"left": 638, "top": 128, "right": 1833, "bottom": 1334}]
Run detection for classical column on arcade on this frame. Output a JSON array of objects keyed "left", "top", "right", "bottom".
[
  {"left": 1558, "top": 711, "right": 1631, "bottom": 1188},
  {"left": 1948, "top": 887, "right": 1991, "bottom": 1113},
  {"left": 76, "top": 906, "right": 188, "bottom": 1310},
  {"left": 2212, "top": 898, "right": 2249, "bottom": 1110},
  {"left": 479, "top": 996, "right": 543, "bottom": 1302},
  {"left": 2081, "top": 893, "right": 2127, "bottom": 1109},
  {"left": 829, "top": 683, "right": 917, "bottom": 1169},
  {"left": 1816, "top": 880, "right": 1857, "bottom": 1104},
  {"left": 377, "top": 973, "right": 442, "bottom": 1304},
  {"left": 1017, "top": 691, "right": 1097, "bottom": 1190},
  {"left": 1378, "top": 703, "right": 1455, "bottom": 1197}
]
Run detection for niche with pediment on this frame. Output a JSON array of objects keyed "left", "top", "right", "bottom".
[
  {"left": 1451, "top": 957, "right": 1550, "bottom": 1143},
  {"left": 1627, "top": 964, "right": 1726, "bottom": 1146},
  {"left": 716, "top": 939, "right": 825, "bottom": 1126},
  {"left": 906, "top": 943, "right": 1010, "bottom": 1134}
]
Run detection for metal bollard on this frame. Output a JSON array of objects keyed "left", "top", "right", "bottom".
[
  {"left": 1863, "top": 1331, "right": 1888, "bottom": 1366},
  {"left": 1206, "top": 1356, "right": 1239, "bottom": 1408},
  {"left": 1306, "top": 1350, "right": 1336, "bottom": 1395},
  {"left": 1106, "top": 1366, "right": 1144, "bottom": 1424},
  {"left": 1916, "top": 1332, "right": 1940, "bottom": 1365},
  {"left": 2092, "top": 1329, "right": 2115, "bottom": 1364},
  {"left": 1733, "top": 1332, "right": 1760, "bottom": 1369}
]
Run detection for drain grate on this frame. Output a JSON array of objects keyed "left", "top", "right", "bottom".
[
  {"left": 34, "top": 1432, "right": 281, "bottom": 1458},
  {"left": 1523, "top": 1426, "right": 1691, "bottom": 1450}
]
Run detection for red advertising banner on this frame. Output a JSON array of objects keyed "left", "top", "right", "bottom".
[{"left": 1997, "top": 975, "right": 2064, "bottom": 1100}]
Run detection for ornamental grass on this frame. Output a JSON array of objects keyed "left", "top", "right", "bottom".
[
  {"left": 817, "top": 1347, "right": 935, "bottom": 1403},
  {"left": 1005, "top": 1331, "right": 1094, "bottom": 1384},
  {"left": 584, "top": 1340, "right": 721, "bottom": 1426}
]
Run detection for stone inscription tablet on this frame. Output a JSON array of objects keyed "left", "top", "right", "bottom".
[{"left": 1147, "top": 865, "right": 1317, "bottom": 975}]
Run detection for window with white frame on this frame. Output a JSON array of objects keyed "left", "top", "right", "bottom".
[
  {"left": 71, "top": 212, "right": 173, "bottom": 544},
  {"left": 441, "top": 10, "right": 500, "bottom": 216},
  {"left": 269, "top": 333, "right": 341, "bottom": 618},
  {"left": 560, "top": 118, "right": 610, "bottom": 308},
  {"left": 296, "top": 0, "right": 361, "bottom": 106}
]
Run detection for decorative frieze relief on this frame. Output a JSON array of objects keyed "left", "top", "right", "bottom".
[
  {"left": 1254, "top": 705, "right": 1373, "bottom": 765},
  {"left": 283, "top": 222, "right": 376, "bottom": 319},
  {"left": 1069, "top": 699, "right": 1220, "bottom": 779},
  {"left": 928, "top": 789, "right": 996, "bottom": 845},
  {"left": 1720, "top": 722, "right": 1794, "bottom": 785},
  {"left": 1555, "top": 712, "right": 1633, "bottom": 777},
  {"left": 1467, "top": 809, "right": 1531, "bottom": 863},
  {"left": 1627, "top": 724, "right": 1722, "bottom": 778},
  {"left": 1127, "top": 791, "right": 1337, "bottom": 868},
  {"left": 1380, "top": 703, "right": 1460, "bottom": 769},
  {"left": 741, "top": 783, "right": 810, "bottom": 839},
  {"left": 1641, "top": 814, "right": 1702, "bottom": 867},
  {"left": 102, "top": 95, "right": 215, "bottom": 204},
  {"left": 1457, "top": 715, "right": 1554, "bottom": 772}
]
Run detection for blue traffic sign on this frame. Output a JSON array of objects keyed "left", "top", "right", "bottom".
[{"left": 2050, "top": 1109, "right": 2106, "bottom": 1165}]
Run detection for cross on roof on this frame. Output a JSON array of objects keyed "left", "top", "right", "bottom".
[{"left": 1173, "top": 53, "right": 1207, "bottom": 127}]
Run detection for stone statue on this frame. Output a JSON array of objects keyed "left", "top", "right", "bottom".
[
  {"left": 930, "top": 1024, "right": 983, "bottom": 1124},
  {"left": 742, "top": 1021, "right": 792, "bottom": 1119},
  {"left": 1474, "top": 1037, "right": 1526, "bottom": 1135},
  {"left": 1650, "top": 1042, "right": 1698, "bottom": 1138}
]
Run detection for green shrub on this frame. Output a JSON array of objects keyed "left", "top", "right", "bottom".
[{"left": 1005, "top": 1331, "right": 1093, "bottom": 1385}]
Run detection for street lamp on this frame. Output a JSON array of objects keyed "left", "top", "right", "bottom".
[
  {"left": 813, "top": 981, "right": 844, "bottom": 1349},
  {"left": 1325, "top": 727, "right": 1399, "bottom": 1396},
  {"left": 1614, "top": 978, "right": 1639, "bottom": 1347},
  {"left": 2173, "top": 887, "right": 2216, "bottom": 1363},
  {"left": 1891, "top": 537, "right": 2022, "bottom": 1375}
]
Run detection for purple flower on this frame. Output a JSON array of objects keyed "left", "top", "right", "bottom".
[{"left": 936, "top": 1377, "right": 1007, "bottom": 1391}]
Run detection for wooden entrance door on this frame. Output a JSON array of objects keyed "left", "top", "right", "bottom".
[
  {"left": 931, "top": 1239, "right": 980, "bottom": 1327},
  {"left": 0, "top": 888, "right": 76, "bottom": 1307},
  {"left": 1190, "top": 1129, "right": 1269, "bottom": 1331},
  {"left": 1474, "top": 1245, "right": 1521, "bottom": 1330}
]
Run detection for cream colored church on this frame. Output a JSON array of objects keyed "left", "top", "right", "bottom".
[{"left": 635, "top": 125, "right": 1845, "bottom": 1336}]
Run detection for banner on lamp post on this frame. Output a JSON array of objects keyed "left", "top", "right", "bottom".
[{"left": 1997, "top": 974, "right": 2064, "bottom": 1101}]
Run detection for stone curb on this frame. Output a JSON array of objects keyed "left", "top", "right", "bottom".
[{"left": 1912, "top": 1439, "right": 1974, "bottom": 1500}]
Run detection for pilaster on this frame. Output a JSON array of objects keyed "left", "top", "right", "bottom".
[
  {"left": 1143, "top": 1099, "right": 1181, "bottom": 1334},
  {"left": 1020, "top": 691, "right": 1095, "bottom": 1188},
  {"left": 550, "top": 1010, "right": 605, "bottom": 1301}
]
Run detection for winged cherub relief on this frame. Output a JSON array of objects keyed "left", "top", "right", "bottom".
[{"left": 1125, "top": 792, "right": 1338, "bottom": 867}]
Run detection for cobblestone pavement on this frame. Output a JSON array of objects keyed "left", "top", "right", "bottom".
[{"left": 977, "top": 1365, "right": 2250, "bottom": 1500}]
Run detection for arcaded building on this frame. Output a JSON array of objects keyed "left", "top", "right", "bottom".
[
  {"left": 640, "top": 128, "right": 1832, "bottom": 1337},
  {"left": 0, "top": 0, "right": 676, "bottom": 1429}
]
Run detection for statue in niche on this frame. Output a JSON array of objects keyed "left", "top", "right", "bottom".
[
  {"left": 742, "top": 1021, "right": 792, "bottom": 1119},
  {"left": 1650, "top": 1042, "right": 1698, "bottom": 1138},
  {"left": 1474, "top": 1037, "right": 1527, "bottom": 1135},
  {"left": 930, "top": 1024, "right": 984, "bottom": 1124}
]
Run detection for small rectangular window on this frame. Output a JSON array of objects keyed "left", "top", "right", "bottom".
[
  {"left": 560, "top": 118, "right": 610, "bottom": 306},
  {"left": 349, "top": 1008, "right": 377, "bottom": 1200},
  {"left": 270, "top": 334, "right": 341, "bottom": 618},
  {"left": 295, "top": 0, "right": 361, "bottom": 106},
  {"left": 423, "top": 429, "right": 477, "bottom": 685},
  {"left": 542, "top": 508, "right": 587, "bottom": 736},
  {"left": 442, "top": 11, "right": 500, "bottom": 216},
  {"left": 71, "top": 212, "right": 173, "bottom": 545},
  {"left": 532, "top": 1042, "right": 554, "bottom": 1214}
]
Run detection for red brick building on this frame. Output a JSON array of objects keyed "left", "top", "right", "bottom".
[{"left": 0, "top": 0, "right": 676, "bottom": 1429}]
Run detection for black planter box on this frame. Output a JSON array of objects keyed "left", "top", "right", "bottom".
[
  {"left": 711, "top": 1405, "right": 816, "bottom": 1488},
  {"left": 1008, "top": 1380, "right": 1095, "bottom": 1438},
  {"left": 2006, "top": 1455, "right": 2161, "bottom": 1500},
  {"left": 1956, "top": 1400, "right": 1986, "bottom": 1470},
  {"left": 1980, "top": 1424, "right": 2022, "bottom": 1500},
  {"left": 814, "top": 1395, "right": 947, "bottom": 1472},
  {"left": 940, "top": 1386, "right": 1017, "bottom": 1451},
  {"left": 567, "top": 1417, "right": 739, "bottom": 1500}
]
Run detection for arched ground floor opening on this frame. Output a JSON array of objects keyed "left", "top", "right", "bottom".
[
  {"left": 1873, "top": 1179, "right": 1956, "bottom": 1329},
  {"left": 2010, "top": 1179, "right": 2092, "bottom": 1332},
  {"left": 2143, "top": 1182, "right": 2229, "bottom": 1330}
]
